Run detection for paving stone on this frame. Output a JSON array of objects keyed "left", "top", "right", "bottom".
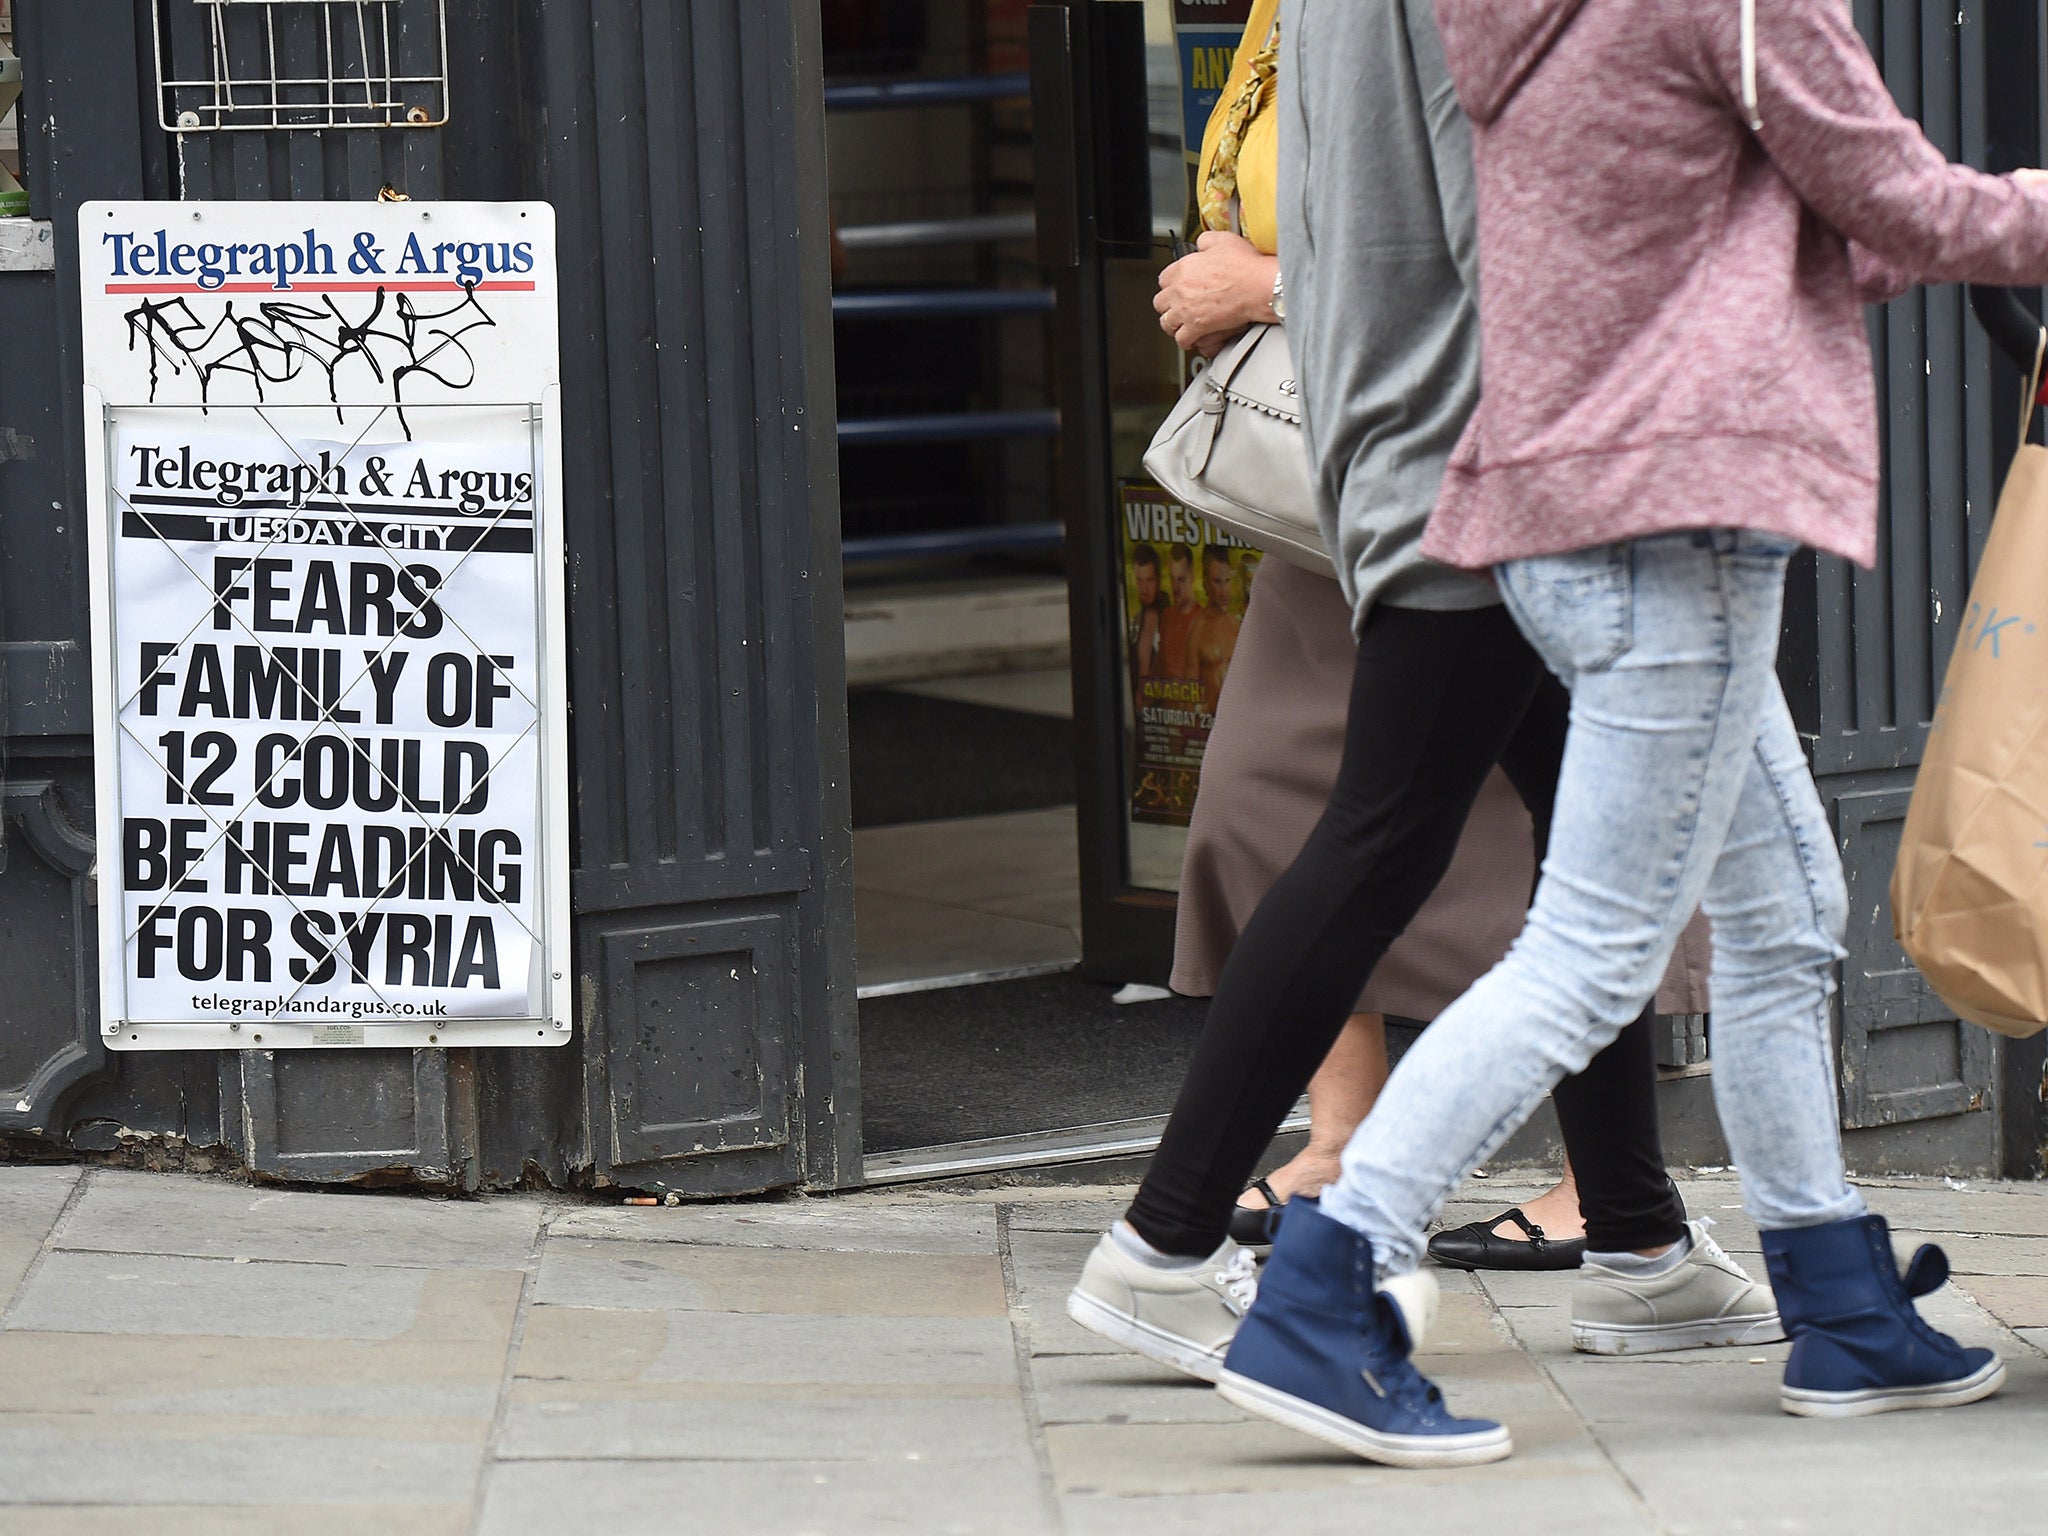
[
  {"left": 1028, "top": 1353, "right": 1251, "bottom": 1426},
  {"left": 0, "top": 1506, "right": 468, "bottom": 1535},
  {"left": 1003, "top": 1228, "right": 1120, "bottom": 1357},
  {"left": 2017, "top": 1326, "right": 2048, "bottom": 1356},
  {"left": 0, "top": 1166, "right": 86, "bottom": 1219},
  {"left": 10, "top": 1252, "right": 426, "bottom": 1338},
  {"left": 55, "top": 1170, "right": 543, "bottom": 1269},
  {"left": 549, "top": 1201, "right": 998, "bottom": 1254},
  {"left": 0, "top": 1320, "right": 511, "bottom": 1417},
  {"left": 1470, "top": 1267, "right": 1584, "bottom": 1310},
  {"left": 515, "top": 1303, "right": 668, "bottom": 1382},
  {"left": 1897, "top": 1231, "right": 2048, "bottom": 1276},
  {"left": 1044, "top": 1409, "right": 1599, "bottom": 1497},
  {"left": 1844, "top": 1180, "right": 2048, "bottom": 1238},
  {"left": 1951, "top": 1273, "right": 2048, "bottom": 1329},
  {"left": 0, "top": 1417, "right": 480, "bottom": 1507},
  {"left": 1060, "top": 1478, "right": 1656, "bottom": 1536},
  {"left": 532, "top": 1237, "right": 1006, "bottom": 1317},
  {"left": 1493, "top": 1302, "right": 1576, "bottom": 1359},
  {"left": 1571, "top": 1352, "right": 2048, "bottom": 1535},
  {"left": 517, "top": 1303, "right": 1020, "bottom": 1387},
  {"left": 7, "top": 1253, "right": 518, "bottom": 1341},
  {"left": 499, "top": 1390, "right": 1036, "bottom": 1461},
  {"left": 0, "top": 1166, "right": 81, "bottom": 1313},
  {"left": 1418, "top": 1288, "right": 1521, "bottom": 1354},
  {"left": 475, "top": 1455, "right": 1057, "bottom": 1536}
]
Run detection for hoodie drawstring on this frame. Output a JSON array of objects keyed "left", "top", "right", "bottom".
[{"left": 1740, "top": 0, "right": 1762, "bottom": 130}]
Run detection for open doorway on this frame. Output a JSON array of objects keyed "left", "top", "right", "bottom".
[{"left": 823, "top": 0, "right": 1237, "bottom": 1178}]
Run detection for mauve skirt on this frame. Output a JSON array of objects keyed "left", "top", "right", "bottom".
[{"left": 1169, "top": 560, "right": 1711, "bottom": 1019}]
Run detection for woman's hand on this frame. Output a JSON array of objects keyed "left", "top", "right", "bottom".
[{"left": 1155, "top": 230, "right": 1280, "bottom": 356}]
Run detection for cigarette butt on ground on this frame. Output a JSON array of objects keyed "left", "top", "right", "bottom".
[{"left": 624, "top": 1196, "right": 659, "bottom": 1206}]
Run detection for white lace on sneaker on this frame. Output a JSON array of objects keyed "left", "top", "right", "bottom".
[{"left": 1214, "top": 1247, "right": 1259, "bottom": 1314}]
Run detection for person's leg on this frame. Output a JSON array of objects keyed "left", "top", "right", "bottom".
[
  {"left": 1238, "top": 1013, "right": 1388, "bottom": 1208},
  {"left": 1697, "top": 679, "right": 1856, "bottom": 1225},
  {"left": 1315, "top": 532, "right": 1837, "bottom": 1277},
  {"left": 1549, "top": 1012, "right": 1688, "bottom": 1253},
  {"left": 1490, "top": 670, "right": 1688, "bottom": 1258},
  {"left": 1121, "top": 604, "right": 1548, "bottom": 1258},
  {"left": 1517, "top": 1158, "right": 1583, "bottom": 1238}
]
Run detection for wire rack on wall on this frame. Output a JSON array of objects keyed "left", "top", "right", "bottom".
[{"left": 151, "top": 0, "right": 449, "bottom": 133}]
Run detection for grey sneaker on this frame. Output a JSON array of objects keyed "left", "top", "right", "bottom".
[
  {"left": 1571, "top": 1219, "right": 1784, "bottom": 1355},
  {"left": 1066, "top": 1231, "right": 1259, "bottom": 1382}
]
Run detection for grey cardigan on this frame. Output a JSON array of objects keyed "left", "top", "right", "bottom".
[{"left": 1277, "top": 0, "right": 1498, "bottom": 629}]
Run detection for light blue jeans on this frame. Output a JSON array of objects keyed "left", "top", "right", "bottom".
[{"left": 1321, "top": 530, "right": 1867, "bottom": 1275}]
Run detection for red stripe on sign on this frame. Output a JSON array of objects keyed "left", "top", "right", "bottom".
[{"left": 103, "top": 281, "right": 539, "bottom": 295}]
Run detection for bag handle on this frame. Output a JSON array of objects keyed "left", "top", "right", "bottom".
[{"left": 2021, "top": 325, "right": 2048, "bottom": 449}]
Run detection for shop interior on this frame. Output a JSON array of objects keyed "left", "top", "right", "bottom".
[{"left": 825, "top": 1, "right": 1249, "bottom": 1178}]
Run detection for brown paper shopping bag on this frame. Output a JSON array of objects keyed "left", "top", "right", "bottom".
[{"left": 1892, "top": 341, "right": 2048, "bottom": 1038}]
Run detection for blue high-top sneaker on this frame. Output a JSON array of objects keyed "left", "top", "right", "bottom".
[
  {"left": 1762, "top": 1213, "right": 2004, "bottom": 1418},
  {"left": 1215, "top": 1198, "right": 1511, "bottom": 1467}
]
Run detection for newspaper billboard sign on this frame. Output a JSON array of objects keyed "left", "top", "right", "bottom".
[{"left": 79, "top": 200, "right": 570, "bottom": 1050}]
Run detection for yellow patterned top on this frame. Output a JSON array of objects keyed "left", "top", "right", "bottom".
[{"left": 1195, "top": 0, "right": 1281, "bottom": 255}]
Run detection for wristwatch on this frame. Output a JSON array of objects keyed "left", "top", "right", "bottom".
[{"left": 1271, "top": 267, "right": 1287, "bottom": 323}]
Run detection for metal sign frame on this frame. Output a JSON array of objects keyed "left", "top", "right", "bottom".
[{"left": 79, "top": 199, "right": 569, "bottom": 1050}]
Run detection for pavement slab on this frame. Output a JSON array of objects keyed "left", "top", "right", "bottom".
[
  {"left": 497, "top": 1391, "right": 1039, "bottom": 1461},
  {"left": 5, "top": 1164, "right": 2048, "bottom": 1531},
  {"left": 475, "top": 1455, "right": 1058, "bottom": 1536},
  {"left": 57, "top": 1169, "right": 542, "bottom": 1268},
  {"left": 532, "top": 1236, "right": 1007, "bottom": 1316},
  {"left": 1060, "top": 1479, "right": 1658, "bottom": 1536},
  {"left": 548, "top": 1199, "right": 999, "bottom": 1254},
  {"left": 1028, "top": 1351, "right": 1254, "bottom": 1426},
  {"left": 518, "top": 1303, "right": 1022, "bottom": 1387},
  {"left": 0, "top": 1416, "right": 482, "bottom": 1507},
  {"left": 0, "top": 1164, "right": 81, "bottom": 1314},
  {"left": 0, "top": 1506, "right": 470, "bottom": 1536},
  {"left": 1952, "top": 1273, "right": 2048, "bottom": 1329},
  {"left": 8, "top": 1251, "right": 520, "bottom": 1341}
]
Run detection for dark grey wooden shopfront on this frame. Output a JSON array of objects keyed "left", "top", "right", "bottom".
[
  {"left": 0, "top": 0, "right": 2042, "bottom": 1193},
  {"left": 0, "top": 0, "right": 859, "bottom": 1196}
]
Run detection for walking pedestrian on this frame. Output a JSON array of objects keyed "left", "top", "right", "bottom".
[
  {"left": 1218, "top": 0, "right": 2048, "bottom": 1468},
  {"left": 1066, "top": 0, "right": 1777, "bottom": 1386}
]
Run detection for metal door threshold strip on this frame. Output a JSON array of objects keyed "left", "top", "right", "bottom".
[
  {"left": 855, "top": 958, "right": 1077, "bottom": 1002},
  {"left": 864, "top": 1101, "right": 1313, "bottom": 1186}
]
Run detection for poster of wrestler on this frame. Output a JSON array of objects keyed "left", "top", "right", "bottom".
[{"left": 1117, "top": 481, "right": 1261, "bottom": 827}]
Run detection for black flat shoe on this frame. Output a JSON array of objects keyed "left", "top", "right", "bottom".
[
  {"left": 1428, "top": 1207, "right": 1587, "bottom": 1272},
  {"left": 1228, "top": 1177, "right": 1285, "bottom": 1248}
]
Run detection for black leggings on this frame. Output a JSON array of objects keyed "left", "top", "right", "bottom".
[{"left": 1126, "top": 602, "right": 1688, "bottom": 1258}]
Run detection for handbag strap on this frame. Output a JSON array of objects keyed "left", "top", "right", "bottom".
[{"left": 1203, "top": 322, "right": 1275, "bottom": 396}]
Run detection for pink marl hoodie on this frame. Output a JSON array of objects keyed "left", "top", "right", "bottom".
[{"left": 1423, "top": 0, "right": 2048, "bottom": 571}]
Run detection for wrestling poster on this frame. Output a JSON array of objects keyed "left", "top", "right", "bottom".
[{"left": 1118, "top": 481, "right": 1261, "bottom": 826}]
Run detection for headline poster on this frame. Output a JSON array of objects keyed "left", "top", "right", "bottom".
[
  {"left": 1173, "top": 0, "right": 1255, "bottom": 165},
  {"left": 1118, "top": 481, "right": 1261, "bottom": 826},
  {"left": 79, "top": 201, "right": 568, "bottom": 1049}
]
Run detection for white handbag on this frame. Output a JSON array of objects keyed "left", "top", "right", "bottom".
[{"left": 1141, "top": 322, "right": 1334, "bottom": 577}]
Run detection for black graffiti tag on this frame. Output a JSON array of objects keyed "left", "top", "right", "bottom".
[{"left": 121, "top": 285, "right": 500, "bottom": 438}]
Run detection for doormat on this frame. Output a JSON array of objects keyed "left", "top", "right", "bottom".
[
  {"left": 859, "top": 971, "right": 1208, "bottom": 1152},
  {"left": 849, "top": 688, "right": 1075, "bottom": 828}
]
